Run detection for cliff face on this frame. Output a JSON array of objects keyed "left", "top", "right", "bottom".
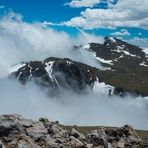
[
  {"left": 0, "top": 114, "right": 147, "bottom": 148},
  {"left": 10, "top": 57, "right": 99, "bottom": 95}
]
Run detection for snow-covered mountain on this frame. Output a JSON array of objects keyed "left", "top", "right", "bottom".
[
  {"left": 82, "top": 37, "right": 148, "bottom": 96},
  {"left": 10, "top": 37, "right": 148, "bottom": 97}
]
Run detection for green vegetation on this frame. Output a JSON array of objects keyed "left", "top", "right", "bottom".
[
  {"left": 90, "top": 38, "right": 148, "bottom": 96},
  {"left": 97, "top": 55, "right": 148, "bottom": 96}
]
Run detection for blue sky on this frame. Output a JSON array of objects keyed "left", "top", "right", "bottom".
[{"left": 0, "top": 0, "right": 148, "bottom": 47}]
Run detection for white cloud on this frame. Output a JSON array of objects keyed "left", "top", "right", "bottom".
[
  {"left": 142, "top": 48, "right": 148, "bottom": 55},
  {"left": 60, "top": 0, "right": 148, "bottom": 30},
  {"left": 43, "top": 21, "right": 63, "bottom": 26},
  {"left": 0, "top": 12, "right": 104, "bottom": 78},
  {"left": 0, "top": 5, "right": 5, "bottom": 9},
  {"left": 127, "top": 37, "right": 148, "bottom": 48},
  {"left": 64, "top": 0, "right": 100, "bottom": 8},
  {"left": 110, "top": 29, "right": 131, "bottom": 36},
  {"left": 0, "top": 12, "right": 148, "bottom": 130},
  {"left": 64, "top": 16, "right": 87, "bottom": 28},
  {"left": 64, "top": 0, "right": 117, "bottom": 8},
  {"left": 76, "top": 29, "right": 104, "bottom": 44},
  {"left": 0, "top": 78, "right": 148, "bottom": 130},
  {"left": 109, "top": 0, "right": 116, "bottom": 2}
]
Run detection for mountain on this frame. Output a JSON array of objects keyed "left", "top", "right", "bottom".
[
  {"left": 10, "top": 57, "right": 99, "bottom": 95},
  {"left": 82, "top": 37, "right": 148, "bottom": 96},
  {"left": 10, "top": 37, "right": 148, "bottom": 97}
]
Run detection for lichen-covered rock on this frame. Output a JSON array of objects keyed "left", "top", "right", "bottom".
[
  {"left": 0, "top": 114, "right": 147, "bottom": 148},
  {"left": 26, "top": 121, "right": 48, "bottom": 140},
  {"left": 17, "top": 139, "right": 40, "bottom": 148},
  {"left": 70, "top": 128, "right": 85, "bottom": 141},
  {"left": 86, "top": 129, "right": 108, "bottom": 147},
  {"left": 69, "top": 136, "right": 85, "bottom": 147},
  {"left": 0, "top": 140, "right": 5, "bottom": 148}
]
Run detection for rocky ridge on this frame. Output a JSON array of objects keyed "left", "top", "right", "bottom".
[
  {"left": 10, "top": 57, "right": 100, "bottom": 95},
  {"left": 0, "top": 114, "right": 147, "bottom": 148},
  {"left": 10, "top": 57, "right": 141, "bottom": 97},
  {"left": 77, "top": 37, "right": 148, "bottom": 96},
  {"left": 10, "top": 37, "right": 148, "bottom": 96}
]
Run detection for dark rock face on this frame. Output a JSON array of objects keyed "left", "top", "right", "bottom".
[
  {"left": 90, "top": 37, "right": 146, "bottom": 61},
  {"left": 51, "top": 58, "right": 97, "bottom": 93},
  {"left": 11, "top": 57, "right": 99, "bottom": 95},
  {"left": 0, "top": 114, "right": 147, "bottom": 148},
  {"left": 113, "top": 88, "right": 141, "bottom": 97}
]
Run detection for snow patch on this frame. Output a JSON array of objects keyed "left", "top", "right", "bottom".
[
  {"left": 66, "top": 61, "right": 73, "bottom": 65},
  {"left": 142, "top": 48, "right": 148, "bottom": 59},
  {"left": 116, "top": 46, "right": 136, "bottom": 57},
  {"left": 10, "top": 63, "right": 26, "bottom": 74},
  {"left": 82, "top": 44, "right": 90, "bottom": 50},
  {"left": 28, "top": 65, "right": 33, "bottom": 80},
  {"left": 17, "top": 72, "right": 22, "bottom": 79},
  {"left": 91, "top": 52, "right": 112, "bottom": 70},
  {"left": 116, "top": 45, "right": 125, "bottom": 51},
  {"left": 45, "top": 61, "right": 54, "bottom": 81},
  {"left": 139, "top": 62, "right": 148, "bottom": 67},
  {"left": 95, "top": 57, "right": 113, "bottom": 65},
  {"left": 35, "top": 67, "right": 39, "bottom": 71},
  {"left": 122, "top": 50, "right": 136, "bottom": 57},
  {"left": 142, "top": 48, "right": 148, "bottom": 55},
  {"left": 118, "top": 54, "right": 124, "bottom": 59},
  {"left": 53, "top": 75, "right": 61, "bottom": 89},
  {"left": 109, "top": 37, "right": 116, "bottom": 43},
  {"left": 93, "top": 77, "right": 114, "bottom": 95},
  {"left": 92, "top": 51, "right": 113, "bottom": 65}
]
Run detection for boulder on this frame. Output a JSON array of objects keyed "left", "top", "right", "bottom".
[
  {"left": 0, "top": 114, "right": 146, "bottom": 147},
  {"left": 26, "top": 121, "right": 48, "bottom": 141},
  {"left": 70, "top": 128, "right": 85, "bottom": 141}
]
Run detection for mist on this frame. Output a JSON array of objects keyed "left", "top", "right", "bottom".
[
  {"left": 0, "top": 12, "right": 148, "bottom": 130},
  {"left": 0, "top": 12, "right": 103, "bottom": 78},
  {"left": 0, "top": 78, "right": 148, "bottom": 130}
]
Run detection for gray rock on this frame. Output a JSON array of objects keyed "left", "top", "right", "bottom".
[
  {"left": 26, "top": 121, "right": 48, "bottom": 140},
  {"left": 51, "top": 124, "right": 67, "bottom": 137},
  {"left": 70, "top": 128, "right": 85, "bottom": 141},
  {"left": 117, "top": 139, "right": 125, "bottom": 148},
  {"left": 47, "top": 138, "right": 63, "bottom": 148},
  {"left": 0, "top": 114, "right": 145, "bottom": 148},
  {"left": 85, "top": 143, "right": 93, "bottom": 148},
  {"left": 0, "top": 141, "right": 5, "bottom": 148},
  {"left": 69, "top": 136, "right": 84, "bottom": 147},
  {"left": 86, "top": 129, "right": 108, "bottom": 147},
  {"left": 18, "top": 140, "right": 40, "bottom": 148}
]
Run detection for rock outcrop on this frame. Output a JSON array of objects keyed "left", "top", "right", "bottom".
[
  {"left": 0, "top": 114, "right": 147, "bottom": 148},
  {"left": 10, "top": 57, "right": 99, "bottom": 95}
]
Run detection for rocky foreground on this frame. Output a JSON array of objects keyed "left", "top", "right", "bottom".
[{"left": 0, "top": 114, "right": 148, "bottom": 148}]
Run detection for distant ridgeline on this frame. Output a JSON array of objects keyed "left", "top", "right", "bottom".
[{"left": 10, "top": 37, "right": 148, "bottom": 97}]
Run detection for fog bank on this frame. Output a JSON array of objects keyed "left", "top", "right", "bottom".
[
  {"left": 0, "top": 12, "right": 103, "bottom": 78},
  {"left": 0, "top": 12, "right": 148, "bottom": 130},
  {"left": 0, "top": 78, "right": 148, "bottom": 130}
]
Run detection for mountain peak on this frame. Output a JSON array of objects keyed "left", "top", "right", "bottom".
[
  {"left": 105, "top": 36, "right": 117, "bottom": 44},
  {"left": 10, "top": 37, "right": 148, "bottom": 96}
]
